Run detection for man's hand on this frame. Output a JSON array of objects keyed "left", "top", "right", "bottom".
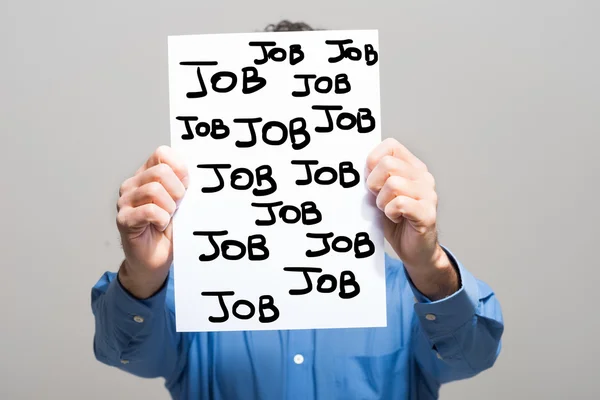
[
  {"left": 116, "top": 146, "right": 189, "bottom": 299},
  {"left": 366, "top": 138, "right": 459, "bottom": 300}
]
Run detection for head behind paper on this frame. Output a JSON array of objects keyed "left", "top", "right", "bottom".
[{"left": 264, "top": 20, "right": 316, "bottom": 32}]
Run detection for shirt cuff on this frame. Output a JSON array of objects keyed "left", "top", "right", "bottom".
[
  {"left": 102, "top": 270, "right": 169, "bottom": 336},
  {"left": 405, "top": 246, "right": 480, "bottom": 336}
]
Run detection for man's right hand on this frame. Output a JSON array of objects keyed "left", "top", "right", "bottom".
[{"left": 116, "top": 145, "right": 189, "bottom": 299}]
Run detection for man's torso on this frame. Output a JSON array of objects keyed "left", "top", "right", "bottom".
[{"left": 163, "top": 257, "right": 438, "bottom": 400}]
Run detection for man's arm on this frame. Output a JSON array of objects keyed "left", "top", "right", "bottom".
[
  {"left": 91, "top": 264, "right": 186, "bottom": 380},
  {"left": 365, "top": 138, "right": 504, "bottom": 383},
  {"left": 407, "top": 248, "right": 504, "bottom": 383},
  {"left": 92, "top": 146, "right": 190, "bottom": 379}
]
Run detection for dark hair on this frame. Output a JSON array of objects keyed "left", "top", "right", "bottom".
[{"left": 264, "top": 20, "right": 315, "bottom": 32}]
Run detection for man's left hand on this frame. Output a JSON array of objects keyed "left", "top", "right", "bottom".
[{"left": 366, "top": 138, "right": 459, "bottom": 300}]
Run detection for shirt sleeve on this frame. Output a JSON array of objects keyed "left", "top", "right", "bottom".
[
  {"left": 90, "top": 267, "right": 186, "bottom": 381},
  {"left": 407, "top": 246, "right": 504, "bottom": 384}
]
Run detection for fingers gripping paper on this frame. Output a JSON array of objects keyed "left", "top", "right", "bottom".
[{"left": 167, "top": 30, "right": 386, "bottom": 332}]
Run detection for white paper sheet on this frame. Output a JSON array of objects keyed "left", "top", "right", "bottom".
[{"left": 168, "top": 29, "right": 386, "bottom": 332}]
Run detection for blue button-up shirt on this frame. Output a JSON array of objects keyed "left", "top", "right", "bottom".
[{"left": 91, "top": 249, "right": 503, "bottom": 399}]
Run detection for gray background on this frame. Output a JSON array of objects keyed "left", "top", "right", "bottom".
[{"left": 2, "top": 0, "right": 598, "bottom": 399}]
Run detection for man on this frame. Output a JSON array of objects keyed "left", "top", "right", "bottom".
[{"left": 91, "top": 20, "right": 504, "bottom": 399}]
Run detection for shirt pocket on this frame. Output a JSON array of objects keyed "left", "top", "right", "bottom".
[{"left": 333, "top": 347, "right": 409, "bottom": 400}]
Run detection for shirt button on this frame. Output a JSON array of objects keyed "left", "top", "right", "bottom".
[
  {"left": 293, "top": 354, "right": 304, "bottom": 364},
  {"left": 436, "top": 352, "right": 443, "bottom": 360},
  {"left": 425, "top": 314, "right": 436, "bottom": 321},
  {"left": 120, "top": 359, "right": 129, "bottom": 364},
  {"left": 133, "top": 315, "right": 144, "bottom": 323}
]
